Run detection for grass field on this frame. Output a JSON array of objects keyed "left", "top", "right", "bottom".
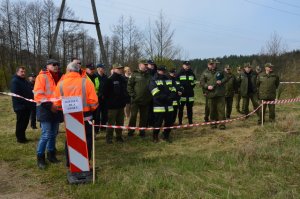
[{"left": 1, "top": 87, "right": 300, "bottom": 199}]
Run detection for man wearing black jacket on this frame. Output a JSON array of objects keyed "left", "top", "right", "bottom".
[
  {"left": 177, "top": 61, "right": 196, "bottom": 124},
  {"left": 96, "top": 63, "right": 108, "bottom": 132},
  {"left": 104, "top": 64, "right": 128, "bottom": 143},
  {"left": 10, "top": 66, "right": 34, "bottom": 143}
]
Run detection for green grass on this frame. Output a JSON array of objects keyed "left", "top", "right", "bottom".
[{"left": 1, "top": 87, "right": 300, "bottom": 199}]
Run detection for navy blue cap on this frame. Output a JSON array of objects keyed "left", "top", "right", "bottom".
[
  {"left": 28, "top": 73, "right": 36, "bottom": 77},
  {"left": 147, "top": 60, "right": 155, "bottom": 65},
  {"left": 96, "top": 63, "right": 105, "bottom": 68},
  {"left": 183, "top": 61, "right": 191, "bottom": 65},
  {"left": 86, "top": 63, "right": 95, "bottom": 69},
  {"left": 169, "top": 68, "right": 176, "bottom": 73}
]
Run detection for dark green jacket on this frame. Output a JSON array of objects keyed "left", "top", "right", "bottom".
[
  {"left": 257, "top": 72, "right": 280, "bottom": 100},
  {"left": 127, "top": 69, "right": 152, "bottom": 105},
  {"left": 200, "top": 68, "right": 228, "bottom": 98},
  {"left": 238, "top": 71, "right": 257, "bottom": 97},
  {"left": 224, "top": 73, "right": 237, "bottom": 97}
]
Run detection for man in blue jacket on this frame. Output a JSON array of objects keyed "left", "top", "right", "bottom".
[{"left": 10, "top": 66, "right": 34, "bottom": 143}]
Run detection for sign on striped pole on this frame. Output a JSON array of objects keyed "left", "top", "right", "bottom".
[{"left": 62, "top": 96, "right": 90, "bottom": 173}]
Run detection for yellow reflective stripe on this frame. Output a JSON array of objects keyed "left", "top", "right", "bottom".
[
  {"left": 155, "top": 80, "right": 163, "bottom": 85},
  {"left": 153, "top": 107, "right": 165, "bottom": 112},
  {"left": 173, "top": 101, "right": 178, "bottom": 106},
  {"left": 166, "top": 80, "right": 172, "bottom": 85},
  {"left": 176, "top": 81, "right": 180, "bottom": 85},
  {"left": 189, "top": 97, "right": 194, "bottom": 102},
  {"left": 151, "top": 87, "right": 160, "bottom": 96},
  {"left": 169, "top": 87, "right": 176, "bottom": 92},
  {"left": 188, "top": 76, "right": 194, "bottom": 80},
  {"left": 168, "top": 106, "right": 174, "bottom": 112},
  {"left": 179, "top": 76, "right": 186, "bottom": 80},
  {"left": 180, "top": 97, "right": 187, "bottom": 102}
]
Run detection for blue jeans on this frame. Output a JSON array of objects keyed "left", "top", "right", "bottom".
[{"left": 37, "top": 122, "right": 59, "bottom": 156}]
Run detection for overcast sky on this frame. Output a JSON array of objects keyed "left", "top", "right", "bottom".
[{"left": 52, "top": 0, "right": 300, "bottom": 59}]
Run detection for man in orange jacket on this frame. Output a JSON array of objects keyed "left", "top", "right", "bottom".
[
  {"left": 54, "top": 61, "right": 98, "bottom": 167},
  {"left": 34, "top": 59, "right": 63, "bottom": 169}
]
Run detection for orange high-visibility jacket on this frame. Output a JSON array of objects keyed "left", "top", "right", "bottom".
[
  {"left": 54, "top": 72, "right": 98, "bottom": 112},
  {"left": 34, "top": 70, "right": 57, "bottom": 105}
]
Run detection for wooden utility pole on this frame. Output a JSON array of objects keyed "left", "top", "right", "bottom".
[{"left": 49, "top": 0, "right": 108, "bottom": 67}]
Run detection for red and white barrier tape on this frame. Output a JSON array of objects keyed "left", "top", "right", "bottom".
[
  {"left": 87, "top": 105, "right": 262, "bottom": 130},
  {"left": 0, "top": 92, "right": 61, "bottom": 103},
  {"left": 2, "top": 91, "right": 300, "bottom": 130},
  {"left": 263, "top": 98, "right": 300, "bottom": 104}
]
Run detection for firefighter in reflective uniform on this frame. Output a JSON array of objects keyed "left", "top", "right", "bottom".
[
  {"left": 149, "top": 66, "right": 177, "bottom": 143},
  {"left": 54, "top": 62, "right": 98, "bottom": 167},
  {"left": 177, "top": 61, "right": 196, "bottom": 124},
  {"left": 168, "top": 68, "right": 183, "bottom": 124}
]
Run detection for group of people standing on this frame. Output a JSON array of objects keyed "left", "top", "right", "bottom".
[
  {"left": 10, "top": 57, "right": 279, "bottom": 169},
  {"left": 200, "top": 60, "right": 280, "bottom": 130}
]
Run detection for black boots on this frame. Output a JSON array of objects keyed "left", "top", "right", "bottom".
[
  {"left": 47, "top": 151, "right": 60, "bottom": 163},
  {"left": 37, "top": 154, "right": 46, "bottom": 169}
]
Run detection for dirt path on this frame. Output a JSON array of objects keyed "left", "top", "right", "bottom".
[{"left": 0, "top": 162, "right": 48, "bottom": 199}]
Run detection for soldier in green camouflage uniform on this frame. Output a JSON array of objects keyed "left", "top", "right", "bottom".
[
  {"left": 238, "top": 63, "right": 261, "bottom": 123},
  {"left": 224, "top": 65, "right": 237, "bottom": 119},
  {"left": 127, "top": 60, "right": 152, "bottom": 137},
  {"left": 200, "top": 60, "right": 227, "bottom": 129},
  {"left": 235, "top": 66, "right": 242, "bottom": 113},
  {"left": 256, "top": 63, "right": 279, "bottom": 123}
]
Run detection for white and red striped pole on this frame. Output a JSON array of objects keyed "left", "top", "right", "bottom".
[{"left": 62, "top": 96, "right": 90, "bottom": 173}]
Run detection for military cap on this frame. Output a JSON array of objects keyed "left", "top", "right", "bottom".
[
  {"left": 46, "top": 59, "right": 59, "bottom": 65},
  {"left": 224, "top": 64, "right": 231, "bottom": 69},
  {"left": 265, "top": 63, "right": 274, "bottom": 68},
  {"left": 147, "top": 60, "right": 155, "bottom": 65},
  {"left": 183, "top": 61, "right": 191, "bottom": 65},
  {"left": 244, "top": 62, "right": 251, "bottom": 68},
  {"left": 208, "top": 59, "right": 214, "bottom": 64},
  {"left": 112, "top": 63, "right": 124, "bottom": 69},
  {"left": 28, "top": 73, "right": 36, "bottom": 77},
  {"left": 138, "top": 59, "right": 148, "bottom": 64},
  {"left": 96, "top": 63, "right": 105, "bottom": 68},
  {"left": 157, "top": 65, "right": 167, "bottom": 71},
  {"left": 86, "top": 63, "right": 95, "bottom": 69}
]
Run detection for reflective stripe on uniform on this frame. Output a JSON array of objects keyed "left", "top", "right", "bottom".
[
  {"left": 59, "top": 80, "right": 64, "bottom": 96},
  {"left": 155, "top": 80, "right": 163, "bottom": 85},
  {"left": 180, "top": 97, "right": 187, "bottom": 102},
  {"left": 169, "top": 87, "right": 176, "bottom": 92},
  {"left": 42, "top": 74, "right": 53, "bottom": 95},
  {"left": 151, "top": 87, "right": 160, "bottom": 96},
  {"left": 33, "top": 90, "right": 45, "bottom": 95},
  {"left": 173, "top": 101, "right": 178, "bottom": 106},
  {"left": 188, "top": 76, "right": 194, "bottom": 80},
  {"left": 176, "top": 81, "right": 180, "bottom": 85},
  {"left": 179, "top": 76, "right": 186, "bottom": 80},
  {"left": 153, "top": 107, "right": 165, "bottom": 112},
  {"left": 168, "top": 106, "right": 174, "bottom": 112},
  {"left": 82, "top": 78, "right": 87, "bottom": 108},
  {"left": 166, "top": 80, "right": 172, "bottom": 85},
  {"left": 188, "top": 97, "right": 194, "bottom": 102}
]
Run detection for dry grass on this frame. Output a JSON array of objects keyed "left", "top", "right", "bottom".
[{"left": 1, "top": 87, "right": 300, "bottom": 199}]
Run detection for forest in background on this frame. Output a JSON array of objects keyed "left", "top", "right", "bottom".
[{"left": 1, "top": 0, "right": 299, "bottom": 93}]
